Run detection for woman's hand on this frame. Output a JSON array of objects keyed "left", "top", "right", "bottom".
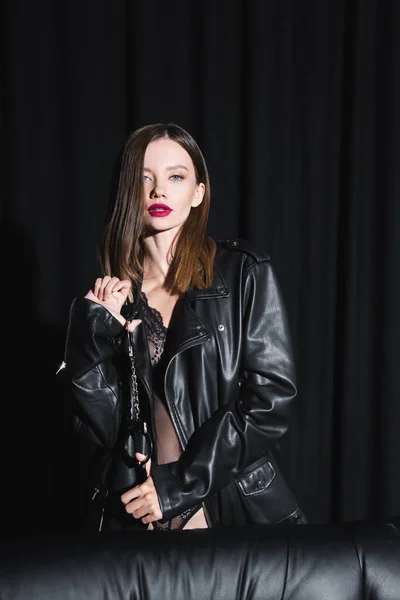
[
  {"left": 120, "top": 453, "right": 163, "bottom": 525},
  {"left": 85, "top": 276, "right": 140, "bottom": 330}
]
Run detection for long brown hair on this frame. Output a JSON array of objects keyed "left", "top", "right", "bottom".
[{"left": 102, "top": 123, "right": 216, "bottom": 297}]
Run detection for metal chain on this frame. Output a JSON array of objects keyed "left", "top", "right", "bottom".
[{"left": 128, "top": 333, "right": 140, "bottom": 422}]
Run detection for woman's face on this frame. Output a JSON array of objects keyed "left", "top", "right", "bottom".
[{"left": 142, "top": 138, "right": 205, "bottom": 235}]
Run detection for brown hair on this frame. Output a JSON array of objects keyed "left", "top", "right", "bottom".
[{"left": 102, "top": 123, "right": 216, "bottom": 297}]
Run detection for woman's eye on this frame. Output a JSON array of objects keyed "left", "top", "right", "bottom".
[
  {"left": 170, "top": 174, "right": 183, "bottom": 181},
  {"left": 143, "top": 174, "right": 151, "bottom": 182}
]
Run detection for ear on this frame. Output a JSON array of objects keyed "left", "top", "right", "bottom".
[{"left": 191, "top": 182, "right": 205, "bottom": 208}]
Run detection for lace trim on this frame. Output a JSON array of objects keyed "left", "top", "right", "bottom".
[
  {"left": 140, "top": 291, "right": 167, "bottom": 366},
  {"left": 151, "top": 505, "right": 203, "bottom": 531}
]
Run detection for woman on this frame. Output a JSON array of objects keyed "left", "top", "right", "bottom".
[{"left": 62, "top": 122, "right": 306, "bottom": 531}]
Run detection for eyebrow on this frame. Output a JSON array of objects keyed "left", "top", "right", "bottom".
[{"left": 143, "top": 164, "right": 189, "bottom": 172}]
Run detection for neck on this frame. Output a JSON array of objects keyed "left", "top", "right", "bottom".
[{"left": 141, "top": 229, "right": 178, "bottom": 283}]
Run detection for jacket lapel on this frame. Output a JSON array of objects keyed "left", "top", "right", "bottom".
[
  {"left": 125, "top": 262, "right": 230, "bottom": 367},
  {"left": 166, "top": 264, "right": 230, "bottom": 358}
]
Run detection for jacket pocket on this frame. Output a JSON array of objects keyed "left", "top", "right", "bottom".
[
  {"left": 235, "top": 455, "right": 304, "bottom": 525},
  {"left": 237, "top": 458, "right": 276, "bottom": 496}
]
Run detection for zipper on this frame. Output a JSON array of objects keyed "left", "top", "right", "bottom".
[
  {"left": 163, "top": 333, "right": 209, "bottom": 448},
  {"left": 56, "top": 361, "right": 66, "bottom": 374},
  {"left": 98, "top": 488, "right": 109, "bottom": 532},
  {"left": 55, "top": 299, "right": 76, "bottom": 375},
  {"left": 163, "top": 333, "right": 216, "bottom": 527}
]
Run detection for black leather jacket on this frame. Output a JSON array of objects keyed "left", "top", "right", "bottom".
[{"left": 64, "top": 239, "right": 305, "bottom": 529}]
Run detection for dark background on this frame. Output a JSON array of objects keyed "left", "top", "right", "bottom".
[{"left": 2, "top": 0, "right": 399, "bottom": 535}]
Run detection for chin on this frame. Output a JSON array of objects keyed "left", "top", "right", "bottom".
[{"left": 143, "top": 220, "right": 186, "bottom": 236}]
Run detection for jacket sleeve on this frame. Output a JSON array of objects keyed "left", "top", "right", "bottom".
[
  {"left": 64, "top": 297, "right": 127, "bottom": 449},
  {"left": 151, "top": 258, "right": 297, "bottom": 521}
]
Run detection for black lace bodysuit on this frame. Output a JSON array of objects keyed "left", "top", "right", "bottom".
[{"left": 140, "top": 292, "right": 206, "bottom": 531}]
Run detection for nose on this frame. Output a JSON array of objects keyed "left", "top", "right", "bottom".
[{"left": 150, "top": 181, "right": 166, "bottom": 199}]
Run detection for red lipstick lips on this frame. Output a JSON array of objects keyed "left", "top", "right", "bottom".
[{"left": 148, "top": 203, "right": 172, "bottom": 217}]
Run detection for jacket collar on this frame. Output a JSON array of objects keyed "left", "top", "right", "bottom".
[
  {"left": 123, "top": 262, "right": 229, "bottom": 367},
  {"left": 186, "top": 263, "right": 230, "bottom": 301},
  {"left": 128, "top": 262, "right": 230, "bottom": 305},
  {"left": 163, "top": 265, "right": 229, "bottom": 356}
]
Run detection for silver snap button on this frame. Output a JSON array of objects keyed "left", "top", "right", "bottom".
[{"left": 218, "top": 324, "right": 225, "bottom": 331}]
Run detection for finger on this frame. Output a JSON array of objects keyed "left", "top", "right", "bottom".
[
  {"left": 136, "top": 452, "right": 152, "bottom": 477},
  {"left": 112, "top": 279, "right": 132, "bottom": 301},
  {"left": 142, "top": 512, "right": 161, "bottom": 524},
  {"left": 102, "top": 277, "right": 121, "bottom": 300},
  {"left": 98, "top": 276, "right": 112, "bottom": 301},
  {"left": 125, "top": 319, "right": 142, "bottom": 332},
  {"left": 140, "top": 499, "right": 162, "bottom": 522},
  {"left": 124, "top": 497, "right": 147, "bottom": 516},
  {"left": 120, "top": 485, "right": 142, "bottom": 505},
  {"left": 129, "top": 496, "right": 161, "bottom": 520},
  {"left": 92, "top": 277, "right": 104, "bottom": 297}
]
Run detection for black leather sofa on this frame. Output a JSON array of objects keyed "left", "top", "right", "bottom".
[{"left": 0, "top": 517, "right": 399, "bottom": 599}]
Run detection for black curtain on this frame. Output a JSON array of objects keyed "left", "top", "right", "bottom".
[{"left": 2, "top": 0, "right": 399, "bottom": 534}]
